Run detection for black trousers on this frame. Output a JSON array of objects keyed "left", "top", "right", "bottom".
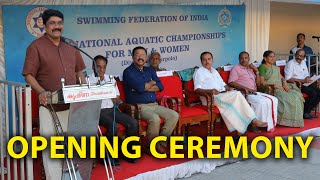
[
  {"left": 301, "top": 85, "right": 320, "bottom": 114},
  {"left": 99, "top": 108, "right": 138, "bottom": 137},
  {"left": 99, "top": 108, "right": 139, "bottom": 156}
]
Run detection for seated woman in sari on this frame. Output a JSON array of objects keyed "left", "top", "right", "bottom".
[{"left": 258, "top": 50, "right": 304, "bottom": 127}]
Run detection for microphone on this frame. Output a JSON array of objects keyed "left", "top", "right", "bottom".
[{"left": 61, "top": 36, "right": 99, "bottom": 78}]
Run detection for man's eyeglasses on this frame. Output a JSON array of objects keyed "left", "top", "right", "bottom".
[
  {"left": 47, "top": 21, "right": 64, "bottom": 27},
  {"left": 134, "top": 54, "right": 147, "bottom": 58},
  {"left": 295, "top": 54, "right": 305, "bottom": 58}
]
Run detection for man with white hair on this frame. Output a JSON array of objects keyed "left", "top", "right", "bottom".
[{"left": 149, "top": 51, "right": 167, "bottom": 71}]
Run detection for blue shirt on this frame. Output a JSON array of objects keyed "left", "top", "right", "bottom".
[
  {"left": 289, "top": 45, "right": 314, "bottom": 62},
  {"left": 123, "top": 63, "right": 164, "bottom": 104}
]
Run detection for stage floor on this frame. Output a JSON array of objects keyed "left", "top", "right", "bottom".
[{"left": 90, "top": 116, "right": 320, "bottom": 180}]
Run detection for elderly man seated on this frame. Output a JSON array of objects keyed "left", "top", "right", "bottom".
[
  {"left": 228, "top": 51, "right": 278, "bottom": 132},
  {"left": 149, "top": 52, "right": 167, "bottom": 72},
  {"left": 285, "top": 49, "right": 320, "bottom": 119},
  {"left": 193, "top": 51, "right": 267, "bottom": 135}
]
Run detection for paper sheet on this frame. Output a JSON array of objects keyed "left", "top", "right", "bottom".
[{"left": 303, "top": 75, "right": 320, "bottom": 86}]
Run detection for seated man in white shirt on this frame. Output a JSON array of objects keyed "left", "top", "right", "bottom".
[
  {"left": 285, "top": 49, "right": 320, "bottom": 119},
  {"left": 289, "top": 33, "right": 316, "bottom": 75},
  {"left": 193, "top": 51, "right": 267, "bottom": 135},
  {"left": 89, "top": 55, "right": 139, "bottom": 164}
]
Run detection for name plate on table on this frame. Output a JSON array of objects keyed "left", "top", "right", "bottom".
[
  {"left": 223, "top": 65, "right": 234, "bottom": 71},
  {"left": 276, "top": 60, "right": 287, "bottom": 66},
  {"left": 252, "top": 62, "right": 261, "bottom": 67},
  {"left": 157, "top": 70, "right": 173, "bottom": 77},
  {"left": 62, "top": 84, "right": 116, "bottom": 103}
]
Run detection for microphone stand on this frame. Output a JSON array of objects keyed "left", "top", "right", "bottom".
[
  {"left": 62, "top": 37, "right": 100, "bottom": 82},
  {"left": 313, "top": 36, "right": 320, "bottom": 75},
  {"left": 47, "top": 101, "right": 79, "bottom": 180},
  {"left": 61, "top": 36, "right": 115, "bottom": 179},
  {"left": 313, "top": 36, "right": 320, "bottom": 53}
]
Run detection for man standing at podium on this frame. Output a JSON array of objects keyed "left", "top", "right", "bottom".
[{"left": 22, "top": 9, "right": 86, "bottom": 180}]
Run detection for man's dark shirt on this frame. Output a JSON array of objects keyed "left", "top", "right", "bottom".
[{"left": 123, "top": 63, "right": 164, "bottom": 104}]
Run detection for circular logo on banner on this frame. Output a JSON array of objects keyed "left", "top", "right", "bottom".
[
  {"left": 26, "top": 7, "right": 48, "bottom": 38},
  {"left": 218, "top": 7, "right": 232, "bottom": 28}
]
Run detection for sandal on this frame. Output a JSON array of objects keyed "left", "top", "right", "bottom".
[{"left": 248, "top": 125, "right": 261, "bottom": 133}]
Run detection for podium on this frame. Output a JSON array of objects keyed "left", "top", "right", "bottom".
[{"left": 49, "top": 77, "right": 116, "bottom": 180}]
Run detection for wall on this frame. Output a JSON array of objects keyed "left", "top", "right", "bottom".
[{"left": 269, "top": 2, "right": 320, "bottom": 57}]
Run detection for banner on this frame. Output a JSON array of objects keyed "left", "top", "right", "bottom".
[{"left": 2, "top": 5, "right": 245, "bottom": 83}]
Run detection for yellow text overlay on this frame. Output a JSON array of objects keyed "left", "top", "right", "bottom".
[{"left": 7, "top": 136, "right": 313, "bottom": 159}]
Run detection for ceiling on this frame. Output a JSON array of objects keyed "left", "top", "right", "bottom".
[
  {"left": 272, "top": 0, "right": 320, "bottom": 5},
  {"left": 164, "top": 0, "right": 320, "bottom": 5}
]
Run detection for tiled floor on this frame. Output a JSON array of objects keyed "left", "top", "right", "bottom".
[{"left": 184, "top": 137, "right": 320, "bottom": 180}]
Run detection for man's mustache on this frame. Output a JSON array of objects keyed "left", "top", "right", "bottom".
[
  {"left": 138, "top": 58, "right": 144, "bottom": 61},
  {"left": 52, "top": 29, "right": 61, "bottom": 32}
]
